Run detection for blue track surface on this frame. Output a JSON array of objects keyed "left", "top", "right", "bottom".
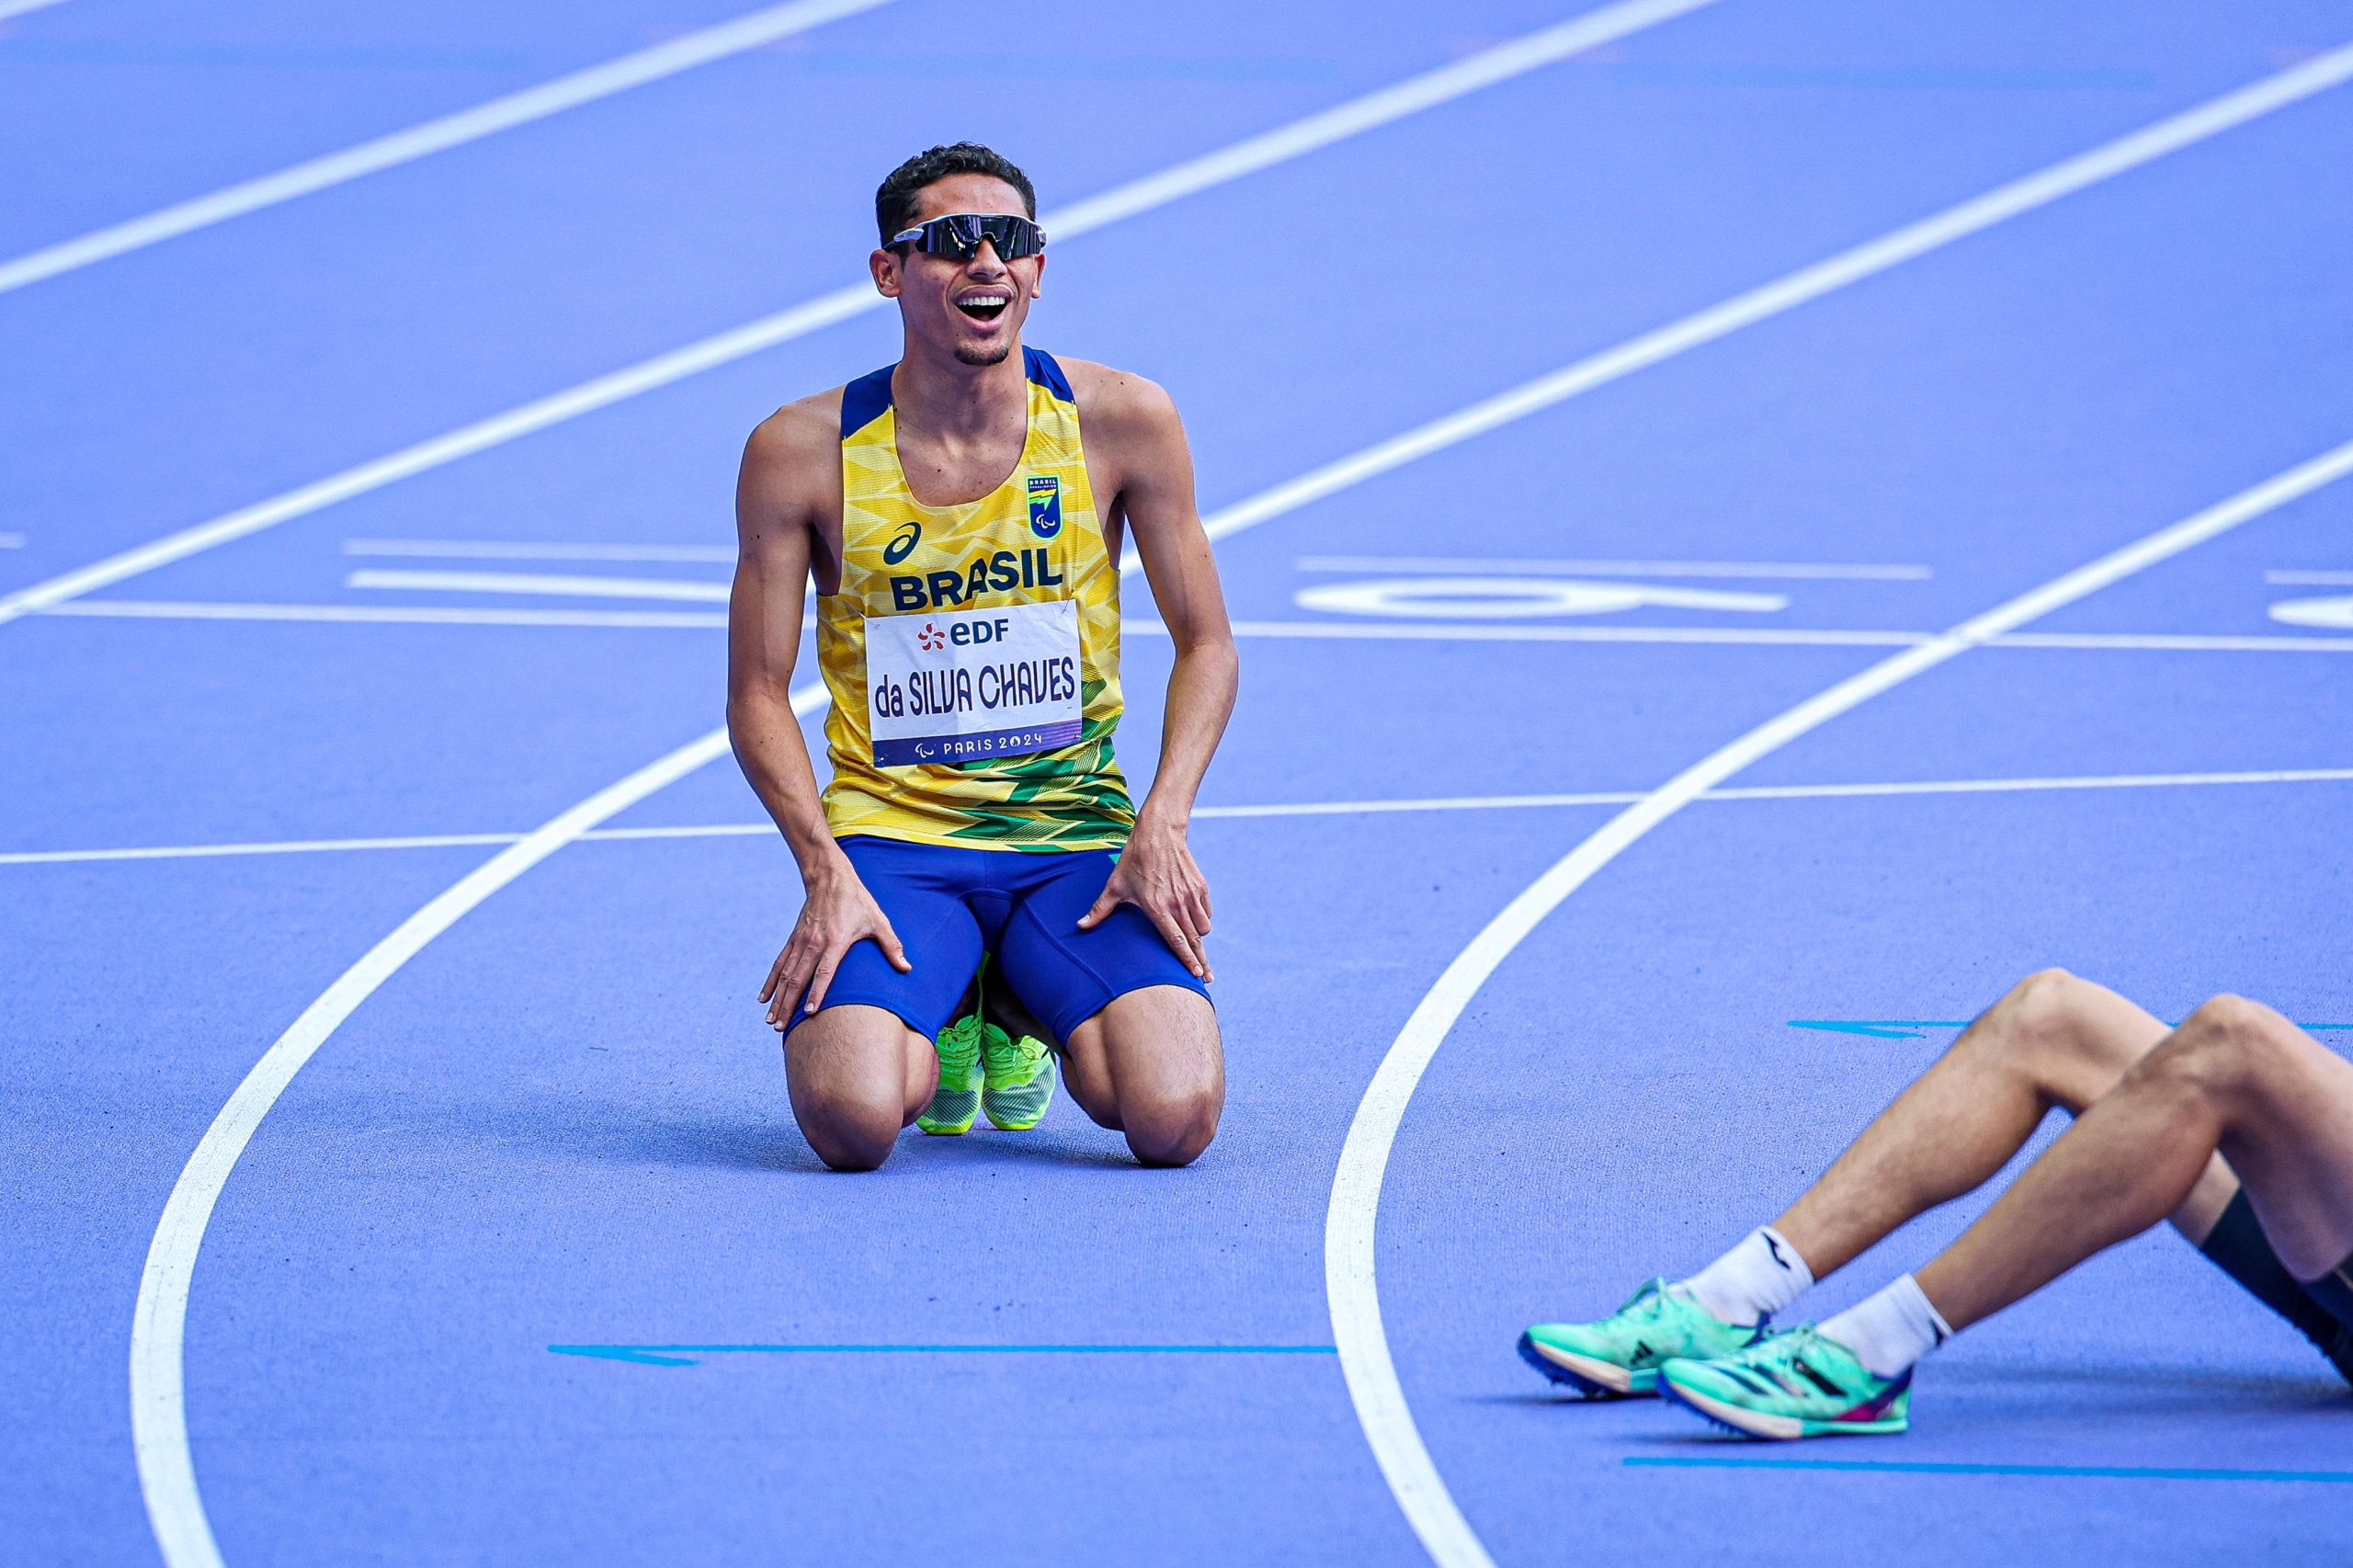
[{"left": 6, "top": 1, "right": 2352, "bottom": 1562}]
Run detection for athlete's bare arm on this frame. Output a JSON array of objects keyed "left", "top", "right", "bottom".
[
  {"left": 727, "top": 392, "right": 911, "bottom": 1027},
  {"left": 1063, "top": 359, "right": 1239, "bottom": 982}
]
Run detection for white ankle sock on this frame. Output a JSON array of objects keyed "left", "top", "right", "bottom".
[
  {"left": 1820, "top": 1274, "right": 1954, "bottom": 1379},
  {"left": 1677, "top": 1225, "right": 1814, "bottom": 1327}
]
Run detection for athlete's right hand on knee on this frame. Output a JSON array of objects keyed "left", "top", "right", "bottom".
[{"left": 761, "top": 861, "right": 912, "bottom": 1028}]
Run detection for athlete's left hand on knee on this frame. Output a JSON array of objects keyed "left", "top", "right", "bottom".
[{"left": 1078, "top": 818, "right": 1213, "bottom": 982}]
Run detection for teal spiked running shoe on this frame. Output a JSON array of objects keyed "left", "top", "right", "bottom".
[
  {"left": 1518, "top": 1279, "right": 1763, "bottom": 1398},
  {"left": 982, "top": 1028, "right": 1055, "bottom": 1131},
  {"left": 916, "top": 1013, "right": 992, "bottom": 1136},
  {"left": 1658, "top": 1324, "right": 1911, "bottom": 1438}
]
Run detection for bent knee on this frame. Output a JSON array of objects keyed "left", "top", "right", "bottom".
[
  {"left": 1995, "top": 967, "right": 2094, "bottom": 1044},
  {"left": 2162, "top": 994, "right": 2298, "bottom": 1083},
  {"left": 1122, "top": 1089, "right": 1221, "bottom": 1168},
  {"left": 795, "top": 1098, "right": 903, "bottom": 1172},
  {"left": 2179, "top": 993, "right": 2283, "bottom": 1042},
  {"left": 1977, "top": 967, "right": 2143, "bottom": 1083}
]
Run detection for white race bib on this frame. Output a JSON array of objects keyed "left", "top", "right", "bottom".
[{"left": 864, "top": 600, "right": 1084, "bottom": 767}]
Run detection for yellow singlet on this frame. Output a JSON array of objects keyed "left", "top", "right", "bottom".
[{"left": 816, "top": 347, "right": 1132, "bottom": 851}]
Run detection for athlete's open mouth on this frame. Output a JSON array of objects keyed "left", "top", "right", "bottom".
[{"left": 955, "top": 290, "right": 1011, "bottom": 324}]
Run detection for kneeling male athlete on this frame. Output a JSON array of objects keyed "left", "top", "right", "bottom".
[
  {"left": 726, "top": 143, "right": 1237, "bottom": 1171},
  {"left": 1521, "top": 971, "right": 2353, "bottom": 1437}
]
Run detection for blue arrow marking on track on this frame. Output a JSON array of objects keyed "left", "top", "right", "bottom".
[
  {"left": 548, "top": 1346, "right": 702, "bottom": 1366},
  {"left": 550, "top": 1343, "right": 1340, "bottom": 1368},
  {"left": 1791, "top": 1020, "right": 2351, "bottom": 1039},
  {"left": 1626, "top": 1457, "right": 2353, "bottom": 1483}
]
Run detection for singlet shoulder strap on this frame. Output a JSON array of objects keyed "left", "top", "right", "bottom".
[
  {"left": 839, "top": 364, "right": 897, "bottom": 440},
  {"left": 1022, "top": 346, "right": 1074, "bottom": 403}
]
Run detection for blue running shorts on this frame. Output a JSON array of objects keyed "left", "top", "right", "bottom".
[{"left": 782, "top": 835, "right": 1211, "bottom": 1045}]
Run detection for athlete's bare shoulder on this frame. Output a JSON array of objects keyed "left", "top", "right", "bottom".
[
  {"left": 1058, "top": 358, "right": 1188, "bottom": 506},
  {"left": 1059, "top": 357, "right": 1181, "bottom": 435},
  {"left": 738, "top": 386, "right": 846, "bottom": 552},
  {"left": 743, "top": 389, "right": 842, "bottom": 494}
]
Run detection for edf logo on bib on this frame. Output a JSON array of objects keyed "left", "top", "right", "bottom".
[{"left": 1027, "top": 474, "right": 1062, "bottom": 540}]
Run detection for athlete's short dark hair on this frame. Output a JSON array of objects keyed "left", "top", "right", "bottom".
[{"left": 875, "top": 142, "right": 1037, "bottom": 244}]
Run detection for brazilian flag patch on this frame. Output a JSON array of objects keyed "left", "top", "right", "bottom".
[{"left": 1027, "top": 474, "right": 1063, "bottom": 540}]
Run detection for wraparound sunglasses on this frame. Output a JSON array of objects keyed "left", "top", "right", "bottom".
[{"left": 888, "top": 212, "right": 1047, "bottom": 261}]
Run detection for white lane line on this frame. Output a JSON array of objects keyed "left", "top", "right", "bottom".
[
  {"left": 0, "top": 0, "right": 892, "bottom": 298},
  {"left": 0, "top": 0, "right": 70, "bottom": 19},
  {"left": 346, "top": 568, "right": 731, "bottom": 602},
  {"left": 1293, "top": 578, "right": 1791, "bottom": 619},
  {"left": 21, "top": 767, "right": 2353, "bottom": 868},
  {"left": 1027, "top": 0, "right": 1722, "bottom": 236},
  {"left": 122, "top": 38, "right": 2353, "bottom": 1553},
  {"left": 47, "top": 600, "right": 2353, "bottom": 652},
  {"left": 1187, "top": 620, "right": 2353, "bottom": 652},
  {"left": 0, "top": 532, "right": 24, "bottom": 548},
  {"left": 1198, "top": 44, "right": 2353, "bottom": 572},
  {"left": 1201, "top": 768, "right": 2353, "bottom": 812},
  {"left": 1711, "top": 767, "right": 2353, "bottom": 801},
  {"left": 127, "top": 681, "right": 818, "bottom": 1568},
  {"left": 1295, "top": 555, "right": 1933, "bottom": 580},
  {"left": 4, "top": 832, "right": 528, "bottom": 866},
  {"left": 2269, "top": 569, "right": 2353, "bottom": 585},
  {"left": 2271, "top": 595, "right": 2353, "bottom": 631},
  {"left": 2000, "top": 629, "right": 2353, "bottom": 651},
  {"left": 1326, "top": 436, "right": 2353, "bottom": 1568},
  {"left": 5, "top": 0, "right": 1722, "bottom": 632},
  {"left": 39, "top": 599, "right": 735, "bottom": 630},
  {"left": 344, "top": 539, "right": 735, "bottom": 562}
]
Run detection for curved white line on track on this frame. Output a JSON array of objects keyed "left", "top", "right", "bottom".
[
  {"left": 1325, "top": 439, "right": 2353, "bottom": 1568},
  {"left": 1295, "top": 555, "right": 1934, "bottom": 580},
  {"left": 127, "top": 696, "right": 805, "bottom": 1568},
  {"left": 0, "top": 0, "right": 1719, "bottom": 632},
  {"left": 18, "top": 767, "right": 2353, "bottom": 866},
  {"left": 0, "top": 0, "right": 892, "bottom": 297},
  {"left": 120, "top": 30, "right": 2353, "bottom": 1562},
  {"left": 0, "top": 0, "right": 69, "bottom": 20},
  {"left": 344, "top": 568, "right": 733, "bottom": 602},
  {"left": 344, "top": 539, "right": 738, "bottom": 562},
  {"left": 41, "top": 598, "right": 736, "bottom": 629}
]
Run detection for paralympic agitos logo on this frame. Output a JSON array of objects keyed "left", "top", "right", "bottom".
[{"left": 882, "top": 519, "right": 922, "bottom": 565}]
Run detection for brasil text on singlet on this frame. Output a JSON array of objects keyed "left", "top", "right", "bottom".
[{"left": 815, "top": 347, "right": 1133, "bottom": 851}]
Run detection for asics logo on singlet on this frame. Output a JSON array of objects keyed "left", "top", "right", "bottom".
[
  {"left": 889, "top": 547, "right": 1064, "bottom": 610},
  {"left": 882, "top": 520, "right": 923, "bottom": 565}
]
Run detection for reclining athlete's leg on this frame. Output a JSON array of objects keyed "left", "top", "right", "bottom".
[
  {"left": 1522, "top": 972, "right": 2333, "bottom": 1401},
  {"left": 1918, "top": 995, "right": 2353, "bottom": 1332},
  {"left": 1766, "top": 969, "right": 2235, "bottom": 1288},
  {"left": 1646, "top": 999, "right": 2353, "bottom": 1439}
]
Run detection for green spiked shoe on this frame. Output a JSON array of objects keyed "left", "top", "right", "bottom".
[
  {"left": 982, "top": 1028, "right": 1056, "bottom": 1131},
  {"left": 916, "top": 1013, "right": 989, "bottom": 1136},
  {"left": 1518, "top": 1278, "right": 1763, "bottom": 1398},
  {"left": 1658, "top": 1324, "right": 1911, "bottom": 1438}
]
